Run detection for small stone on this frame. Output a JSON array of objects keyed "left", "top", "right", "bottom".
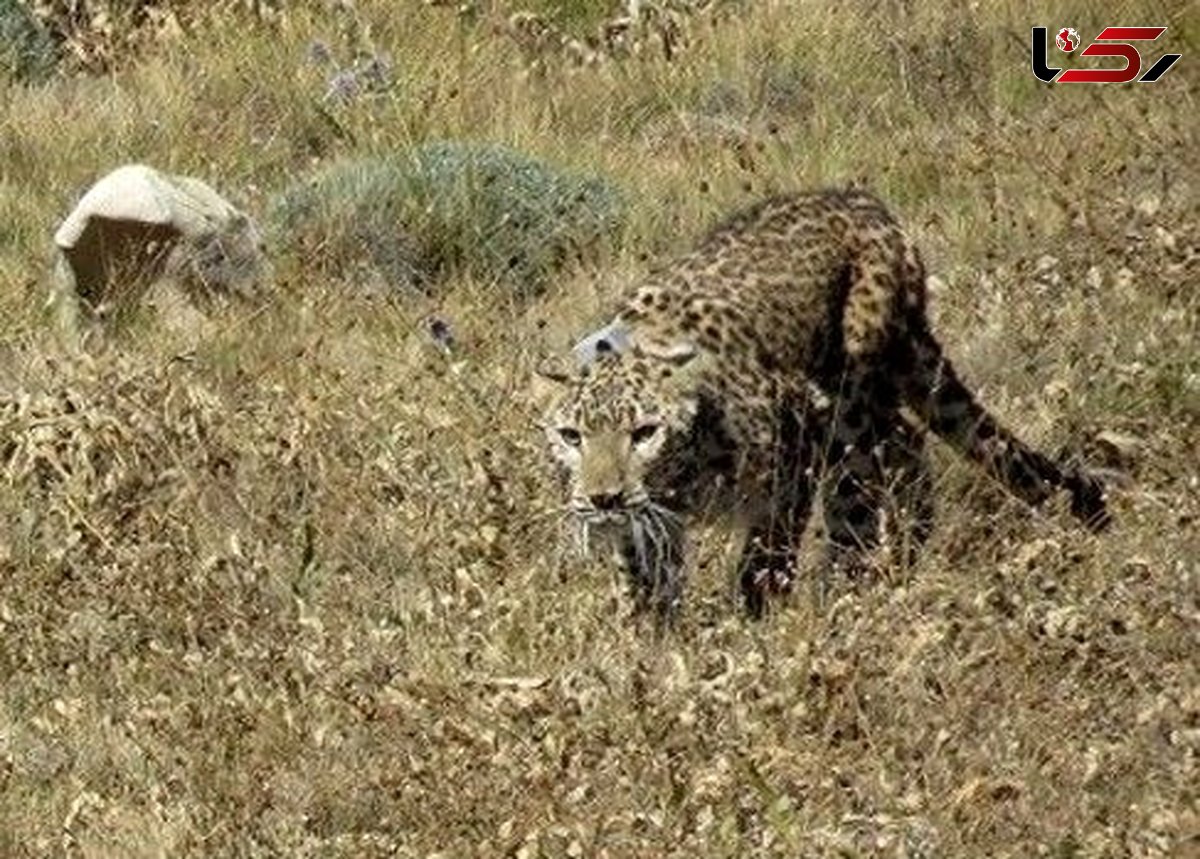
[
  {"left": 1151, "top": 225, "right": 1176, "bottom": 252},
  {"left": 1043, "top": 379, "right": 1071, "bottom": 403},
  {"left": 1134, "top": 193, "right": 1161, "bottom": 218},
  {"left": 1122, "top": 557, "right": 1151, "bottom": 577},
  {"left": 1093, "top": 430, "right": 1140, "bottom": 469}
]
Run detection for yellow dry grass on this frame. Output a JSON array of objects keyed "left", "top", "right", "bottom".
[{"left": 0, "top": 1, "right": 1197, "bottom": 856}]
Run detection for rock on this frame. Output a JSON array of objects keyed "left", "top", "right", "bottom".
[
  {"left": 52, "top": 164, "right": 271, "bottom": 339},
  {"left": 1092, "top": 430, "right": 1141, "bottom": 470},
  {"left": 1151, "top": 225, "right": 1176, "bottom": 252},
  {"left": 1134, "top": 193, "right": 1161, "bottom": 219},
  {"left": 1034, "top": 254, "right": 1059, "bottom": 274}
]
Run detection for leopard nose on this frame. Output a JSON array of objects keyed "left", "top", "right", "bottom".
[{"left": 590, "top": 491, "right": 625, "bottom": 511}]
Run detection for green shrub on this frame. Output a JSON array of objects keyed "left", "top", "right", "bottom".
[
  {"left": 0, "top": 0, "right": 57, "bottom": 83},
  {"left": 267, "top": 158, "right": 423, "bottom": 294},
  {"left": 516, "top": 0, "right": 615, "bottom": 34},
  {"left": 269, "top": 141, "right": 625, "bottom": 297},
  {"left": 407, "top": 141, "right": 625, "bottom": 292}
]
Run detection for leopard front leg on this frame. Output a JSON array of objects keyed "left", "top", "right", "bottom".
[{"left": 734, "top": 399, "right": 823, "bottom": 619}]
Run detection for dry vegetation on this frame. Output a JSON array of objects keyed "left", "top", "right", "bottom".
[{"left": 1, "top": 1, "right": 1197, "bottom": 856}]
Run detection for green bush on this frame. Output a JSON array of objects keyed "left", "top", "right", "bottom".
[
  {"left": 267, "top": 158, "right": 423, "bottom": 293},
  {"left": 0, "top": 0, "right": 57, "bottom": 83},
  {"left": 269, "top": 141, "right": 625, "bottom": 297},
  {"left": 516, "top": 0, "right": 615, "bottom": 34}
]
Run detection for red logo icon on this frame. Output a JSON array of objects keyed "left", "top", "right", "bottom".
[{"left": 1056, "top": 28, "right": 1079, "bottom": 52}]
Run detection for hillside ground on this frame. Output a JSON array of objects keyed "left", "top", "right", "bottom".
[{"left": 0, "top": 1, "right": 1196, "bottom": 856}]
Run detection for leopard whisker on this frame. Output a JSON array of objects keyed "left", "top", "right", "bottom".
[
  {"left": 647, "top": 501, "right": 683, "bottom": 524},
  {"left": 637, "top": 504, "right": 679, "bottom": 584},
  {"left": 627, "top": 513, "right": 650, "bottom": 577}
]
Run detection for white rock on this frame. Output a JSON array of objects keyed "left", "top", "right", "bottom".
[
  {"left": 1134, "top": 193, "right": 1161, "bottom": 218},
  {"left": 1034, "top": 254, "right": 1059, "bottom": 274},
  {"left": 51, "top": 164, "right": 271, "bottom": 340},
  {"left": 1151, "top": 225, "right": 1176, "bottom": 252}
]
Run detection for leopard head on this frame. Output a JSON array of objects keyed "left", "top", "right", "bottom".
[{"left": 539, "top": 338, "right": 705, "bottom": 527}]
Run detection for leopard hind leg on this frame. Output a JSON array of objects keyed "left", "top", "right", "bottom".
[{"left": 817, "top": 361, "right": 936, "bottom": 599}]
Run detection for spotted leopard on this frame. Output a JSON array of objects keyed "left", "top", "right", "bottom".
[{"left": 540, "top": 188, "right": 1108, "bottom": 618}]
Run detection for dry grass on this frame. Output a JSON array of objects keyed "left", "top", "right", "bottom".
[{"left": 1, "top": 1, "right": 1197, "bottom": 856}]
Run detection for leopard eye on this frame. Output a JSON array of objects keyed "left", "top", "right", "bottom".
[
  {"left": 558, "top": 427, "right": 582, "bottom": 448},
  {"left": 631, "top": 423, "right": 660, "bottom": 446}
]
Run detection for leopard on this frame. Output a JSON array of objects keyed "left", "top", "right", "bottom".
[{"left": 539, "top": 187, "right": 1109, "bottom": 620}]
